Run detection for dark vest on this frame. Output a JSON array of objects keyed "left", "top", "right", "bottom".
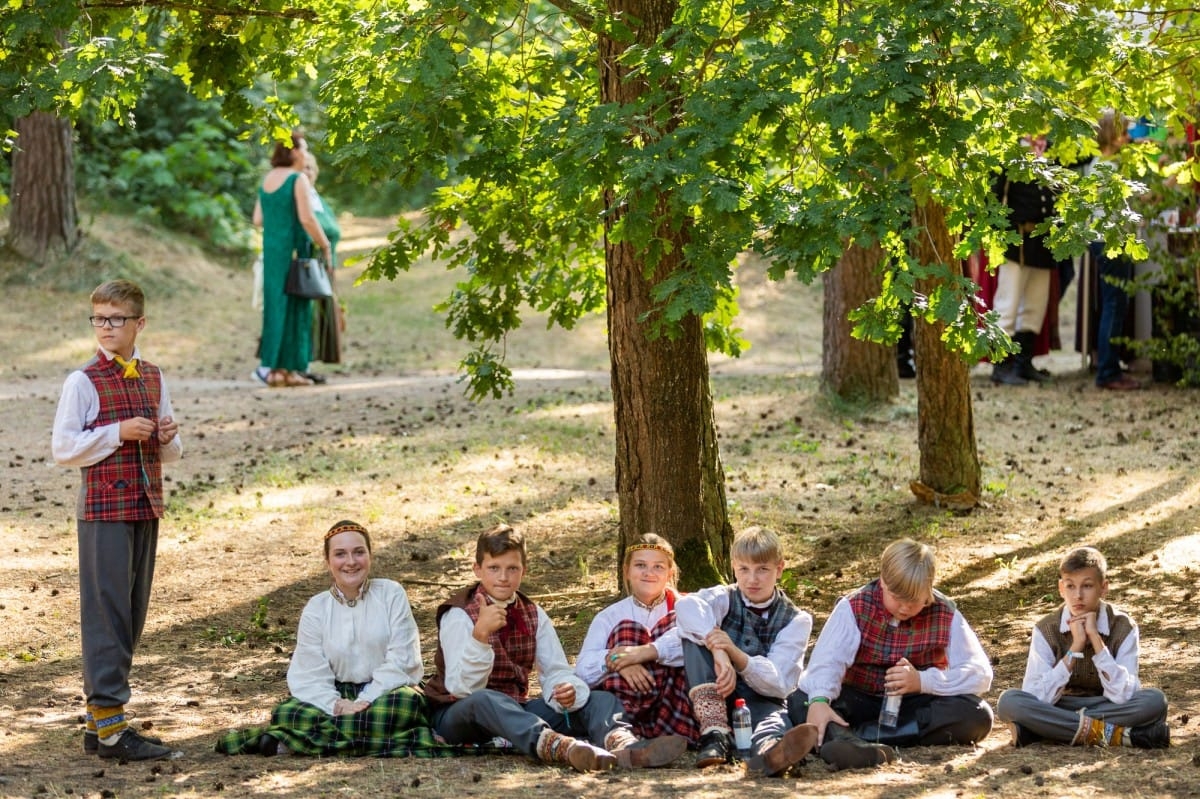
[
  {"left": 79, "top": 352, "right": 164, "bottom": 521},
  {"left": 719, "top": 586, "right": 799, "bottom": 659},
  {"left": 1034, "top": 602, "right": 1134, "bottom": 696},
  {"left": 424, "top": 584, "right": 541, "bottom": 705},
  {"left": 843, "top": 580, "right": 955, "bottom": 695}
]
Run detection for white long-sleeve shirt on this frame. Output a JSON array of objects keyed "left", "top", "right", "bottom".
[
  {"left": 575, "top": 596, "right": 684, "bottom": 687},
  {"left": 286, "top": 579, "right": 423, "bottom": 714},
  {"left": 800, "top": 594, "right": 993, "bottom": 700},
  {"left": 51, "top": 346, "right": 182, "bottom": 467},
  {"left": 1020, "top": 604, "right": 1141, "bottom": 705},
  {"left": 437, "top": 603, "right": 588, "bottom": 712},
  {"left": 675, "top": 585, "right": 812, "bottom": 699}
]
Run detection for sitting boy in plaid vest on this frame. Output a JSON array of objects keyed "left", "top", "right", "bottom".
[
  {"left": 52, "top": 280, "right": 182, "bottom": 761},
  {"left": 996, "top": 546, "right": 1169, "bottom": 748},
  {"left": 787, "top": 538, "right": 994, "bottom": 771},
  {"left": 675, "top": 526, "right": 818, "bottom": 775},
  {"left": 424, "top": 523, "right": 686, "bottom": 772}
]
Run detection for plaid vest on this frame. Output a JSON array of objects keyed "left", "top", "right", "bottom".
[
  {"left": 843, "top": 580, "right": 954, "bottom": 695},
  {"left": 1034, "top": 602, "right": 1134, "bottom": 696},
  {"left": 79, "top": 353, "right": 164, "bottom": 521},
  {"left": 720, "top": 586, "right": 799, "bottom": 658},
  {"left": 424, "top": 584, "right": 540, "bottom": 705}
]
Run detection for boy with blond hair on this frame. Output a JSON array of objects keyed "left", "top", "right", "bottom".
[
  {"left": 789, "top": 538, "right": 993, "bottom": 771},
  {"left": 676, "top": 526, "right": 817, "bottom": 773},
  {"left": 52, "top": 280, "right": 182, "bottom": 761},
  {"left": 996, "top": 546, "right": 1169, "bottom": 748}
]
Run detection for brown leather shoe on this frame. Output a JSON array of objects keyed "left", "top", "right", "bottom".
[
  {"left": 566, "top": 741, "right": 618, "bottom": 772},
  {"left": 1099, "top": 375, "right": 1141, "bottom": 391},
  {"left": 614, "top": 734, "right": 688, "bottom": 768},
  {"left": 745, "top": 723, "right": 819, "bottom": 777}
]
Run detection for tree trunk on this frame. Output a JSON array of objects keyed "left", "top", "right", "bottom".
[
  {"left": 8, "top": 111, "right": 78, "bottom": 262},
  {"left": 911, "top": 200, "right": 981, "bottom": 502},
  {"left": 822, "top": 241, "right": 899, "bottom": 402},
  {"left": 601, "top": 0, "right": 732, "bottom": 589}
]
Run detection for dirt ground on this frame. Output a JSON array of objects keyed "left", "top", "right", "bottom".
[{"left": 0, "top": 214, "right": 1197, "bottom": 798}]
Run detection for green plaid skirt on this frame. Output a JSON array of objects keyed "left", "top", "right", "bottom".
[{"left": 215, "top": 685, "right": 458, "bottom": 758}]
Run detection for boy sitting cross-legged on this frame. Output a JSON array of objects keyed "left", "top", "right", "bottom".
[
  {"left": 423, "top": 523, "right": 687, "bottom": 772},
  {"left": 676, "top": 526, "right": 819, "bottom": 775},
  {"left": 788, "top": 538, "right": 994, "bottom": 771},
  {"left": 996, "top": 546, "right": 1169, "bottom": 749}
]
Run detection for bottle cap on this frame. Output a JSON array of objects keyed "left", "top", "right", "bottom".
[{"left": 734, "top": 698, "right": 747, "bottom": 707}]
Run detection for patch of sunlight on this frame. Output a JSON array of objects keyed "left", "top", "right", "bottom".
[
  {"left": 214, "top": 484, "right": 342, "bottom": 513},
  {"left": 1079, "top": 474, "right": 1200, "bottom": 545},
  {"left": 1131, "top": 533, "right": 1200, "bottom": 574},
  {"left": 525, "top": 401, "right": 613, "bottom": 421},
  {"left": 22, "top": 336, "right": 95, "bottom": 368},
  {"left": 1072, "top": 470, "right": 1177, "bottom": 517}
]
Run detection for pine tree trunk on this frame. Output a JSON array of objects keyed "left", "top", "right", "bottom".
[
  {"left": 8, "top": 111, "right": 78, "bottom": 262},
  {"left": 911, "top": 200, "right": 981, "bottom": 501},
  {"left": 600, "top": 0, "right": 732, "bottom": 588},
  {"left": 823, "top": 241, "right": 899, "bottom": 402}
]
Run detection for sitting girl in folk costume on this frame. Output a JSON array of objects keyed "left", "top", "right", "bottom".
[
  {"left": 215, "top": 520, "right": 454, "bottom": 758},
  {"left": 575, "top": 534, "right": 700, "bottom": 743}
]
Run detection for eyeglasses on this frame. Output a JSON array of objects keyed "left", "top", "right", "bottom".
[{"left": 88, "top": 315, "right": 141, "bottom": 328}]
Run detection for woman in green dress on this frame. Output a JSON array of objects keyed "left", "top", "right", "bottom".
[{"left": 252, "top": 131, "right": 332, "bottom": 388}]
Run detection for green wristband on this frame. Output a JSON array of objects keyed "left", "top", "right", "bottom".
[{"left": 805, "top": 696, "right": 830, "bottom": 706}]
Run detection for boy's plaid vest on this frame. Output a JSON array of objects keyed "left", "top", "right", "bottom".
[
  {"left": 78, "top": 352, "right": 164, "bottom": 521},
  {"left": 1034, "top": 602, "right": 1134, "bottom": 696},
  {"left": 425, "top": 584, "right": 541, "bottom": 704},
  {"left": 720, "top": 586, "right": 799, "bottom": 658},
  {"left": 843, "top": 580, "right": 954, "bottom": 695}
]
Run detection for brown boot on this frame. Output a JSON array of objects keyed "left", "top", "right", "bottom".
[
  {"left": 567, "top": 741, "right": 618, "bottom": 772},
  {"left": 607, "top": 733, "right": 688, "bottom": 768},
  {"left": 537, "top": 728, "right": 617, "bottom": 772},
  {"left": 745, "top": 723, "right": 819, "bottom": 777}
]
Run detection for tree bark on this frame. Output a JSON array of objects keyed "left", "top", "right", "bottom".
[
  {"left": 8, "top": 111, "right": 78, "bottom": 262},
  {"left": 822, "top": 241, "right": 899, "bottom": 402},
  {"left": 600, "top": 0, "right": 732, "bottom": 589},
  {"left": 911, "top": 200, "right": 981, "bottom": 501}
]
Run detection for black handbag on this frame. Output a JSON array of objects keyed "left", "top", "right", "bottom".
[{"left": 285, "top": 242, "right": 333, "bottom": 299}]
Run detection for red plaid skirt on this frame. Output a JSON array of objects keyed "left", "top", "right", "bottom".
[{"left": 599, "top": 618, "right": 699, "bottom": 743}]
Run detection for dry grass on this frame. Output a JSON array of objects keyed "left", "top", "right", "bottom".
[{"left": 0, "top": 213, "right": 1196, "bottom": 798}]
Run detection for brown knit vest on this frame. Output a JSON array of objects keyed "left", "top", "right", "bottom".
[{"left": 1034, "top": 602, "right": 1134, "bottom": 696}]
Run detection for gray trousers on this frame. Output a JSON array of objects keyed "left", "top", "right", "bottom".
[
  {"left": 682, "top": 640, "right": 785, "bottom": 746},
  {"left": 430, "top": 688, "right": 628, "bottom": 757},
  {"left": 996, "top": 687, "right": 1168, "bottom": 743},
  {"left": 78, "top": 519, "right": 159, "bottom": 708}
]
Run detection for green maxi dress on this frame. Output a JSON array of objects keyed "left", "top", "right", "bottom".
[{"left": 258, "top": 172, "right": 313, "bottom": 372}]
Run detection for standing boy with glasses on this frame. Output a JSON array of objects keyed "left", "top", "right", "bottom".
[{"left": 52, "top": 279, "right": 183, "bottom": 760}]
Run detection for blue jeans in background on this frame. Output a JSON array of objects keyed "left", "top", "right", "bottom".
[{"left": 1088, "top": 242, "right": 1135, "bottom": 385}]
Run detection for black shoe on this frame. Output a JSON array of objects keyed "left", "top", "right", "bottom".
[
  {"left": 258, "top": 732, "right": 282, "bottom": 757},
  {"left": 85, "top": 728, "right": 163, "bottom": 754},
  {"left": 695, "top": 730, "right": 732, "bottom": 768},
  {"left": 1129, "top": 720, "right": 1170, "bottom": 749},
  {"left": 991, "top": 360, "right": 1028, "bottom": 386},
  {"left": 97, "top": 729, "right": 173, "bottom": 761},
  {"left": 1008, "top": 722, "right": 1039, "bottom": 748},
  {"left": 301, "top": 371, "right": 327, "bottom": 385},
  {"left": 818, "top": 727, "right": 896, "bottom": 772}
]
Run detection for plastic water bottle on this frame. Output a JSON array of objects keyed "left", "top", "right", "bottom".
[
  {"left": 732, "top": 698, "right": 753, "bottom": 757},
  {"left": 878, "top": 693, "right": 901, "bottom": 728}
]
